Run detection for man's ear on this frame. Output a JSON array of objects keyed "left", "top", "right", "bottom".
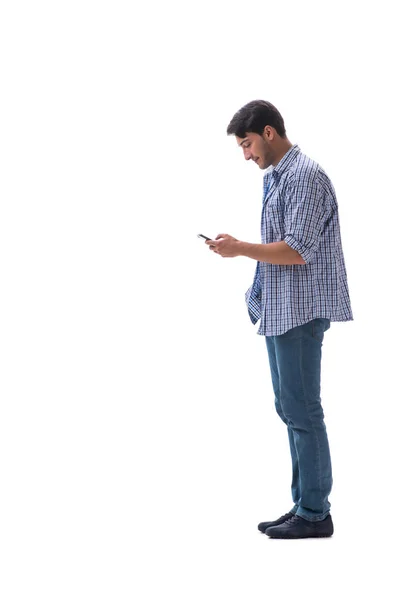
[{"left": 262, "top": 125, "right": 274, "bottom": 141}]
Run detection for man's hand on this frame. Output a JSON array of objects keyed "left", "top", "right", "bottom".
[{"left": 205, "top": 233, "right": 242, "bottom": 258}]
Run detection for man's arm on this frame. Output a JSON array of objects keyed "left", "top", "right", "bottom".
[{"left": 238, "top": 240, "right": 306, "bottom": 265}]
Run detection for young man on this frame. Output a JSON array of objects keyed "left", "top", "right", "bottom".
[{"left": 205, "top": 100, "right": 353, "bottom": 539}]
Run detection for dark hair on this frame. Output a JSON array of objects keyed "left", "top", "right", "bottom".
[{"left": 226, "top": 100, "right": 286, "bottom": 138}]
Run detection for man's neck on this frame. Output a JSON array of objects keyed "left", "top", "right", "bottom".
[{"left": 272, "top": 140, "right": 293, "bottom": 166}]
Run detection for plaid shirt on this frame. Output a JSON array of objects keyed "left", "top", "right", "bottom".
[{"left": 245, "top": 144, "right": 353, "bottom": 336}]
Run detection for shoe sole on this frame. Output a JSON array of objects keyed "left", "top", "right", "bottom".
[{"left": 266, "top": 533, "right": 333, "bottom": 539}]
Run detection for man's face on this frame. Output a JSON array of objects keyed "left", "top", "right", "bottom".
[{"left": 235, "top": 130, "right": 274, "bottom": 169}]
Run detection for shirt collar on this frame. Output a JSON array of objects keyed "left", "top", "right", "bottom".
[{"left": 270, "top": 144, "right": 301, "bottom": 179}]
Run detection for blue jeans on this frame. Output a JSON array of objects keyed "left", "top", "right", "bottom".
[{"left": 265, "top": 318, "right": 332, "bottom": 522}]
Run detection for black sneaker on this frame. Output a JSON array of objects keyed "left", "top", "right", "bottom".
[
  {"left": 258, "top": 512, "right": 296, "bottom": 534},
  {"left": 265, "top": 514, "right": 334, "bottom": 539}
]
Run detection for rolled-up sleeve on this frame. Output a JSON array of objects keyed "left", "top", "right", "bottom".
[{"left": 283, "top": 171, "right": 330, "bottom": 264}]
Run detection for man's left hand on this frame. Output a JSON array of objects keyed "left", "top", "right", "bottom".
[{"left": 205, "top": 233, "right": 242, "bottom": 258}]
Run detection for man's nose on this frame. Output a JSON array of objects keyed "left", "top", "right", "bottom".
[{"left": 243, "top": 150, "right": 252, "bottom": 160}]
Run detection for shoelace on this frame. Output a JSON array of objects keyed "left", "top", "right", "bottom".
[{"left": 284, "top": 515, "right": 301, "bottom": 526}]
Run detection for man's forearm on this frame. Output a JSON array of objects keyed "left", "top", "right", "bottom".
[{"left": 238, "top": 240, "right": 306, "bottom": 265}]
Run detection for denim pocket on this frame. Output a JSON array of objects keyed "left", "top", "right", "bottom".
[{"left": 311, "top": 318, "right": 331, "bottom": 341}]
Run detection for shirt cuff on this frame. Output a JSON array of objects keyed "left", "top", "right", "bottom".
[{"left": 284, "top": 234, "right": 315, "bottom": 264}]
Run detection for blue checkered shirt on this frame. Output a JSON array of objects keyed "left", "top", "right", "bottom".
[{"left": 245, "top": 144, "right": 353, "bottom": 336}]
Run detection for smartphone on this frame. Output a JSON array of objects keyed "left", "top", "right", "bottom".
[{"left": 197, "top": 234, "right": 212, "bottom": 241}]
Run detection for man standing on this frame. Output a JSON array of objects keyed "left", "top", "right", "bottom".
[{"left": 205, "top": 100, "right": 353, "bottom": 539}]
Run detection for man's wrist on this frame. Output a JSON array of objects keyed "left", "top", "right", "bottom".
[{"left": 237, "top": 240, "right": 252, "bottom": 258}]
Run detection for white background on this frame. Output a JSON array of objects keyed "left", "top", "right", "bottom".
[{"left": 1, "top": 1, "right": 399, "bottom": 598}]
